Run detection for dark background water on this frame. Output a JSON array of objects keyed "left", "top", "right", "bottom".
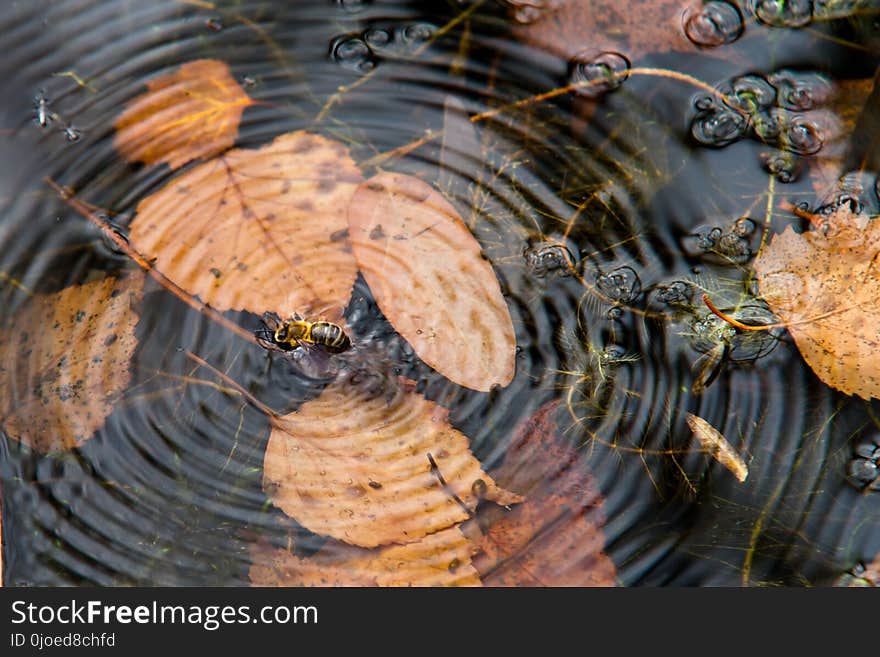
[{"left": 1, "top": 0, "right": 879, "bottom": 586}]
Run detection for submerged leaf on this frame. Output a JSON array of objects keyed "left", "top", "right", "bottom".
[
  {"left": 472, "top": 401, "right": 617, "bottom": 586},
  {"left": 114, "top": 59, "right": 255, "bottom": 170},
  {"left": 0, "top": 274, "right": 143, "bottom": 452},
  {"left": 348, "top": 173, "right": 516, "bottom": 391},
  {"left": 249, "top": 526, "right": 480, "bottom": 587},
  {"left": 262, "top": 379, "right": 521, "bottom": 548},
  {"left": 129, "top": 131, "right": 361, "bottom": 319},
  {"left": 753, "top": 204, "right": 880, "bottom": 399}
]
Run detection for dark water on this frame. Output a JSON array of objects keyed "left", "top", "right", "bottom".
[{"left": 1, "top": 0, "right": 879, "bottom": 586}]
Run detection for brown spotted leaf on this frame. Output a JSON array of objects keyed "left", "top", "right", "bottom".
[
  {"left": 249, "top": 526, "right": 480, "bottom": 587},
  {"left": 471, "top": 401, "right": 617, "bottom": 586},
  {"left": 753, "top": 204, "right": 880, "bottom": 399},
  {"left": 347, "top": 173, "right": 516, "bottom": 391},
  {"left": 0, "top": 273, "right": 143, "bottom": 452},
  {"left": 114, "top": 59, "right": 255, "bottom": 170},
  {"left": 508, "top": 0, "right": 701, "bottom": 63},
  {"left": 262, "top": 379, "right": 521, "bottom": 548},
  {"left": 129, "top": 131, "right": 361, "bottom": 319}
]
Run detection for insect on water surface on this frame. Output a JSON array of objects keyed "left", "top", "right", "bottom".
[{"left": 256, "top": 311, "right": 352, "bottom": 354}]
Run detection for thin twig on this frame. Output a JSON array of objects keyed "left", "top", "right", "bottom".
[
  {"left": 185, "top": 350, "right": 277, "bottom": 419},
  {"left": 45, "top": 177, "right": 258, "bottom": 345}
]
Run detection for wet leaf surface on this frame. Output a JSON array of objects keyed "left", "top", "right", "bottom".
[
  {"left": 114, "top": 59, "right": 255, "bottom": 170},
  {"left": 471, "top": 401, "right": 617, "bottom": 586},
  {"left": 262, "top": 378, "right": 521, "bottom": 548},
  {"left": 753, "top": 204, "right": 880, "bottom": 399},
  {"left": 0, "top": 274, "right": 143, "bottom": 452},
  {"left": 249, "top": 526, "right": 480, "bottom": 587},
  {"left": 348, "top": 172, "right": 516, "bottom": 391},
  {"left": 509, "top": 0, "right": 701, "bottom": 62},
  {"left": 129, "top": 131, "right": 361, "bottom": 319}
]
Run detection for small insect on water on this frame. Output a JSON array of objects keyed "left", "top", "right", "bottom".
[
  {"left": 34, "top": 90, "right": 53, "bottom": 127},
  {"left": 256, "top": 311, "right": 352, "bottom": 354}
]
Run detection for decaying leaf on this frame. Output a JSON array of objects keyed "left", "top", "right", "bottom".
[
  {"left": 471, "top": 401, "right": 617, "bottom": 586},
  {"left": 129, "top": 131, "right": 361, "bottom": 319},
  {"left": 0, "top": 273, "right": 143, "bottom": 452},
  {"left": 262, "top": 379, "right": 521, "bottom": 548},
  {"left": 114, "top": 59, "right": 255, "bottom": 170},
  {"left": 753, "top": 204, "right": 880, "bottom": 399},
  {"left": 347, "top": 173, "right": 516, "bottom": 391},
  {"left": 249, "top": 526, "right": 480, "bottom": 587},
  {"left": 508, "top": 0, "right": 698, "bottom": 63},
  {"left": 685, "top": 412, "right": 748, "bottom": 482}
]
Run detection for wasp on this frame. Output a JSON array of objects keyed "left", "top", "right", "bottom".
[{"left": 256, "top": 311, "right": 351, "bottom": 354}]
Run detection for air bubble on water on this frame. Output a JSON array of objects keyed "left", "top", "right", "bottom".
[
  {"left": 733, "top": 218, "right": 757, "bottom": 237},
  {"left": 760, "top": 149, "right": 801, "bottom": 182},
  {"left": 750, "top": 0, "right": 813, "bottom": 27},
  {"left": 523, "top": 236, "right": 579, "bottom": 279},
  {"left": 773, "top": 109, "right": 823, "bottom": 155},
  {"left": 399, "top": 22, "right": 436, "bottom": 45},
  {"left": 364, "top": 28, "right": 392, "bottom": 50},
  {"left": 817, "top": 171, "right": 880, "bottom": 216},
  {"left": 811, "top": 0, "right": 864, "bottom": 20},
  {"left": 682, "top": 1, "right": 744, "bottom": 47},
  {"left": 655, "top": 281, "right": 693, "bottom": 306},
  {"left": 569, "top": 51, "right": 631, "bottom": 98},
  {"left": 690, "top": 107, "right": 749, "bottom": 146},
  {"left": 336, "top": 0, "right": 372, "bottom": 12},
  {"left": 330, "top": 35, "right": 377, "bottom": 73},
  {"left": 767, "top": 70, "right": 833, "bottom": 111},
  {"left": 607, "top": 306, "right": 624, "bottom": 320},
  {"left": 719, "top": 74, "right": 777, "bottom": 113},
  {"left": 847, "top": 434, "right": 880, "bottom": 491},
  {"left": 596, "top": 266, "right": 641, "bottom": 303}
]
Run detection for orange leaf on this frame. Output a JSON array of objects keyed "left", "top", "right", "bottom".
[
  {"left": 262, "top": 379, "right": 522, "bottom": 548},
  {"left": 114, "top": 59, "right": 255, "bottom": 170},
  {"left": 0, "top": 273, "right": 143, "bottom": 452},
  {"left": 472, "top": 401, "right": 617, "bottom": 586},
  {"left": 753, "top": 204, "right": 880, "bottom": 399},
  {"left": 348, "top": 173, "right": 516, "bottom": 391},
  {"left": 249, "top": 526, "right": 480, "bottom": 587},
  {"left": 129, "top": 131, "right": 362, "bottom": 319}
]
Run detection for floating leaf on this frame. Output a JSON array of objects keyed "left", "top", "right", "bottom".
[
  {"left": 114, "top": 59, "right": 255, "bottom": 170},
  {"left": 249, "top": 526, "right": 480, "bottom": 587},
  {"left": 685, "top": 412, "right": 748, "bottom": 482},
  {"left": 753, "top": 204, "right": 880, "bottom": 399},
  {"left": 129, "top": 131, "right": 361, "bottom": 319},
  {"left": 262, "top": 379, "right": 521, "bottom": 548},
  {"left": 471, "top": 401, "right": 617, "bottom": 586},
  {"left": 348, "top": 173, "right": 516, "bottom": 391},
  {"left": 0, "top": 274, "right": 143, "bottom": 452}
]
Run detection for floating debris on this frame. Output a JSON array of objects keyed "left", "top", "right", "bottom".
[{"left": 685, "top": 412, "right": 749, "bottom": 482}]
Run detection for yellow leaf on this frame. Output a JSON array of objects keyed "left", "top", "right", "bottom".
[{"left": 114, "top": 59, "right": 255, "bottom": 170}]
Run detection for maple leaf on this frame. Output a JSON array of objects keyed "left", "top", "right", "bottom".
[
  {"left": 114, "top": 59, "right": 255, "bottom": 170},
  {"left": 249, "top": 526, "right": 480, "bottom": 587},
  {"left": 347, "top": 172, "right": 516, "bottom": 391},
  {"left": 753, "top": 204, "right": 880, "bottom": 399},
  {"left": 471, "top": 401, "right": 617, "bottom": 586},
  {"left": 129, "top": 131, "right": 361, "bottom": 319},
  {"left": 0, "top": 273, "right": 143, "bottom": 452},
  {"left": 262, "top": 378, "right": 522, "bottom": 548}
]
